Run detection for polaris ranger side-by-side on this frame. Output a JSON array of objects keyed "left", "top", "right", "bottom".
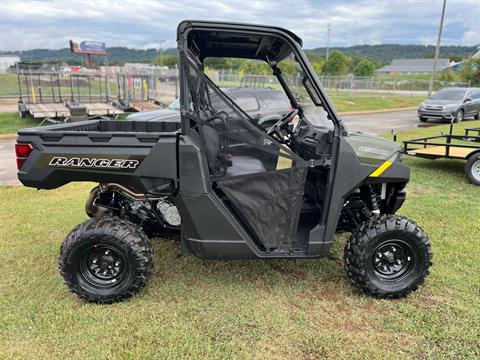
[{"left": 16, "top": 21, "right": 432, "bottom": 303}]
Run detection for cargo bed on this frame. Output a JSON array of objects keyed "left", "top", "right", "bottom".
[{"left": 16, "top": 120, "right": 180, "bottom": 193}]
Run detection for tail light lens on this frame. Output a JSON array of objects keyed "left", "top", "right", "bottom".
[{"left": 15, "top": 143, "right": 33, "bottom": 169}]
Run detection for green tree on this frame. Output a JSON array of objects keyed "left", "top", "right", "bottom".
[
  {"left": 437, "top": 70, "right": 456, "bottom": 82},
  {"left": 278, "top": 60, "right": 298, "bottom": 75},
  {"left": 154, "top": 54, "right": 177, "bottom": 68},
  {"left": 353, "top": 59, "right": 376, "bottom": 76},
  {"left": 238, "top": 60, "right": 271, "bottom": 75},
  {"left": 311, "top": 59, "right": 325, "bottom": 75},
  {"left": 204, "top": 57, "right": 233, "bottom": 70},
  {"left": 322, "top": 51, "right": 351, "bottom": 75},
  {"left": 459, "top": 57, "right": 480, "bottom": 86}
]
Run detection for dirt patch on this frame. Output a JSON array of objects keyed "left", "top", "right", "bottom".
[{"left": 0, "top": 104, "right": 19, "bottom": 112}]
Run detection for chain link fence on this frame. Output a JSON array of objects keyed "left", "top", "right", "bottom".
[
  {"left": 0, "top": 69, "right": 471, "bottom": 105},
  {"left": 214, "top": 70, "right": 470, "bottom": 97}
]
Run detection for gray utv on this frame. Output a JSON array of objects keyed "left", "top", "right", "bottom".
[{"left": 15, "top": 20, "right": 432, "bottom": 303}]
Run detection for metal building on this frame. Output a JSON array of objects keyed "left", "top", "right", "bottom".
[{"left": 0, "top": 55, "right": 21, "bottom": 73}]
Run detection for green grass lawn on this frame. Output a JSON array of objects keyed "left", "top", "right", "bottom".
[
  {"left": 0, "top": 112, "right": 38, "bottom": 135},
  {"left": 1, "top": 122, "right": 479, "bottom": 358},
  {"left": 330, "top": 95, "right": 422, "bottom": 113}
]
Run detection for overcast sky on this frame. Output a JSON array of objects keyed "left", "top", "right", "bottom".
[{"left": 0, "top": 0, "right": 478, "bottom": 51}]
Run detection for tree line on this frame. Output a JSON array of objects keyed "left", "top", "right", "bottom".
[{"left": 154, "top": 51, "right": 378, "bottom": 76}]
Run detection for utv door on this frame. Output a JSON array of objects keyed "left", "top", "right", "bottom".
[{"left": 183, "top": 57, "right": 308, "bottom": 251}]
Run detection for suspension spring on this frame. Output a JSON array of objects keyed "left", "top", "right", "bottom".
[{"left": 370, "top": 185, "right": 381, "bottom": 215}]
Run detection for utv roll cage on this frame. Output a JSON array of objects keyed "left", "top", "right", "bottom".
[{"left": 176, "top": 20, "right": 344, "bottom": 135}]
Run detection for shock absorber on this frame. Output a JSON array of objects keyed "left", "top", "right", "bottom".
[{"left": 370, "top": 185, "right": 381, "bottom": 216}]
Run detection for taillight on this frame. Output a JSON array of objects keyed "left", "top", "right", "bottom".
[{"left": 15, "top": 143, "right": 33, "bottom": 169}]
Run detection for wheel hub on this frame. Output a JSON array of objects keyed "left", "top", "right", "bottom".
[
  {"left": 85, "top": 246, "right": 124, "bottom": 281},
  {"left": 471, "top": 160, "right": 480, "bottom": 182},
  {"left": 373, "top": 241, "right": 413, "bottom": 279}
]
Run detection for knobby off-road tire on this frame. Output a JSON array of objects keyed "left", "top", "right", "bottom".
[
  {"left": 59, "top": 216, "right": 154, "bottom": 304},
  {"left": 465, "top": 153, "right": 480, "bottom": 186},
  {"left": 344, "top": 215, "right": 432, "bottom": 298}
]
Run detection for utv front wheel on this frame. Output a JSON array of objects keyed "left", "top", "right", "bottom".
[
  {"left": 344, "top": 215, "right": 432, "bottom": 298},
  {"left": 59, "top": 217, "right": 154, "bottom": 304}
]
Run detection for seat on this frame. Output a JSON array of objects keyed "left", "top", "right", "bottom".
[
  {"left": 227, "top": 156, "right": 265, "bottom": 176},
  {"left": 202, "top": 123, "right": 266, "bottom": 177}
]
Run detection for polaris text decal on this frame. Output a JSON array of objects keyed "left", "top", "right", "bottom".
[
  {"left": 358, "top": 146, "right": 390, "bottom": 156},
  {"left": 49, "top": 157, "right": 140, "bottom": 170}
]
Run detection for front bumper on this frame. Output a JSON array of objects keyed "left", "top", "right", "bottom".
[{"left": 418, "top": 108, "right": 456, "bottom": 120}]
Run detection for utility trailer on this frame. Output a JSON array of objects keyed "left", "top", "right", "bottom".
[
  {"left": 17, "top": 72, "right": 123, "bottom": 123},
  {"left": 115, "top": 74, "right": 163, "bottom": 112},
  {"left": 404, "top": 124, "right": 480, "bottom": 185},
  {"left": 465, "top": 127, "right": 480, "bottom": 139}
]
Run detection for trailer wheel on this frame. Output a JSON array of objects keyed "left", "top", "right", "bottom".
[
  {"left": 465, "top": 153, "right": 480, "bottom": 186},
  {"left": 344, "top": 215, "right": 432, "bottom": 298},
  {"left": 59, "top": 216, "right": 154, "bottom": 304}
]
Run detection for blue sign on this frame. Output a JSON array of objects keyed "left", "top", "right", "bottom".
[{"left": 79, "top": 41, "right": 106, "bottom": 54}]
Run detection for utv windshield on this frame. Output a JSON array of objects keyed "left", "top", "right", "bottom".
[
  {"left": 182, "top": 27, "right": 333, "bottom": 131},
  {"left": 275, "top": 53, "right": 332, "bottom": 128}
]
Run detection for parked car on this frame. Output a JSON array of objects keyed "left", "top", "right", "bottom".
[
  {"left": 127, "top": 87, "right": 291, "bottom": 129},
  {"left": 418, "top": 87, "right": 480, "bottom": 123}
]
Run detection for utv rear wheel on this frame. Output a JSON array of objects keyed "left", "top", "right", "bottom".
[
  {"left": 344, "top": 215, "right": 432, "bottom": 298},
  {"left": 465, "top": 153, "right": 480, "bottom": 186},
  {"left": 59, "top": 217, "right": 154, "bottom": 304}
]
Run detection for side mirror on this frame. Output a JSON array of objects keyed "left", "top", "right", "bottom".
[{"left": 464, "top": 98, "right": 472, "bottom": 103}]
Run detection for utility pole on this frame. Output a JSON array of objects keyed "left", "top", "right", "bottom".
[
  {"left": 428, "top": 0, "right": 447, "bottom": 96},
  {"left": 159, "top": 40, "right": 166, "bottom": 68},
  {"left": 326, "top": 23, "right": 331, "bottom": 60}
]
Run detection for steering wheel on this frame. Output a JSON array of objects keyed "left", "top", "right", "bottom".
[{"left": 266, "top": 109, "right": 298, "bottom": 142}]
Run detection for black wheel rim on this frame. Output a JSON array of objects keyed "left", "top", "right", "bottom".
[
  {"left": 80, "top": 244, "right": 127, "bottom": 288},
  {"left": 372, "top": 240, "right": 414, "bottom": 280}
]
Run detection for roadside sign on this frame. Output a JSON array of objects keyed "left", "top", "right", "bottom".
[
  {"left": 70, "top": 40, "right": 107, "bottom": 56},
  {"left": 79, "top": 41, "right": 106, "bottom": 54}
]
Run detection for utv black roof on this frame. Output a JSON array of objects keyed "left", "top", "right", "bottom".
[{"left": 177, "top": 20, "right": 303, "bottom": 62}]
